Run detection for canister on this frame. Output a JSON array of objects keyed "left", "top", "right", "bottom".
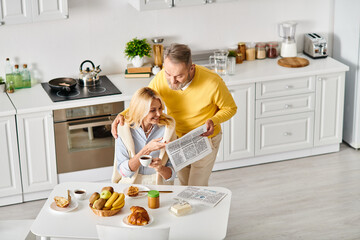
[
  {"left": 256, "top": 42, "right": 267, "bottom": 59},
  {"left": 148, "top": 190, "right": 160, "bottom": 209}
]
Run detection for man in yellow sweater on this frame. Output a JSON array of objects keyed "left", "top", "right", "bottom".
[{"left": 112, "top": 43, "right": 237, "bottom": 186}]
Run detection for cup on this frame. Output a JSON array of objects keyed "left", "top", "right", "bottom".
[
  {"left": 139, "top": 155, "right": 153, "bottom": 167},
  {"left": 227, "top": 57, "right": 236, "bottom": 75},
  {"left": 209, "top": 50, "right": 228, "bottom": 76},
  {"left": 74, "top": 189, "right": 87, "bottom": 200}
]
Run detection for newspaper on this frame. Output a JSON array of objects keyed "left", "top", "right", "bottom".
[
  {"left": 175, "top": 186, "right": 227, "bottom": 207},
  {"left": 166, "top": 124, "right": 212, "bottom": 172}
]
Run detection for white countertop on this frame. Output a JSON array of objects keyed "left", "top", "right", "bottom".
[
  {"left": 0, "top": 92, "right": 16, "bottom": 117},
  {"left": 6, "top": 55, "right": 349, "bottom": 115},
  {"left": 31, "top": 182, "right": 232, "bottom": 240}
]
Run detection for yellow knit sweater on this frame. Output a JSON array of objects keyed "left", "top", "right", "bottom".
[{"left": 148, "top": 65, "right": 237, "bottom": 138}]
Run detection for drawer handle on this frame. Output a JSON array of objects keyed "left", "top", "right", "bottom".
[
  {"left": 285, "top": 85, "right": 292, "bottom": 89},
  {"left": 283, "top": 132, "right": 291, "bottom": 136},
  {"left": 284, "top": 104, "right": 291, "bottom": 109}
]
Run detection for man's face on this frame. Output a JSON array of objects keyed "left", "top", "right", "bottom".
[{"left": 163, "top": 57, "right": 194, "bottom": 90}]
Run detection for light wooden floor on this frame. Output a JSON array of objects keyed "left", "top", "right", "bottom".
[{"left": 1, "top": 144, "right": 359, "bottom": 240}]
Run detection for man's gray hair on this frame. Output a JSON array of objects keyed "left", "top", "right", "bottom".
[{"left": 164, "top": 43, "right": 192, "bottom": 66}]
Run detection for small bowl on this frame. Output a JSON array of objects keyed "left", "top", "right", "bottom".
[
  {"left": 139, "top": 155, "right": 152, "bottom": 167},
  {"left": 74, "top": 189, "right": 87, "bottom": 200}
]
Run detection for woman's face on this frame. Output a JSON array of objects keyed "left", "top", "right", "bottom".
[{"left": 143, "top": 98, "right": 162, "bottom": 125}]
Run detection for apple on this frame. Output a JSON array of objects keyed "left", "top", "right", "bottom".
[{"left": 100, "top": 190, "right": 112, "bottom": 200}]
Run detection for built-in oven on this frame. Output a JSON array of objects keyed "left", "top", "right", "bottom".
[{"left": 53, "top": 102, "right": 124, "bottom": 174}]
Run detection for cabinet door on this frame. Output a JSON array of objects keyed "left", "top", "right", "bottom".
[
  {"left": 0, "top": 0, "right": 32, "bottom": 25},
  {"left": 175, "top": 0, "right": 205, "bottom": 7},
  {"left": 128, "top": 0, "right": 174, "bottom": 11},
  {"left": 0, "top": 115, "right": 22, "bottom": 200},
  {"left": 223, "top": 84, "right": 255, "bottom": 161},
  {"left": 31, "top": 0, "right": 68, "bottom": 22},
  {"left": 17, "top": 111, "right": 57, "bottom": 195},
  {"left": 314, "top": 73, "right": 345, "bottom": 146}
]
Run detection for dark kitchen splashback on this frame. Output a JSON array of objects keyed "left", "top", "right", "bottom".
[{"left": 41, "top": 76, "right": 121, "bottom": 102}]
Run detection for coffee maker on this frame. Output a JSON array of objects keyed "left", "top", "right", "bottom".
[{"left": 279, "top": 21, "right": 298, "bottom": 57}]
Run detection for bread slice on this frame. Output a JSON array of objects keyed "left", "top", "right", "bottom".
[{"left": 54, "top": 190, "right": 71, "bottom": 208}]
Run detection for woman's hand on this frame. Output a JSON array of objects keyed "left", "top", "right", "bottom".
[
  {"left": 145, "top": 137, "right": 166, "bottom": 153},
  {"left": 149, "top": 157, "right": 163, "bottom": 171}
]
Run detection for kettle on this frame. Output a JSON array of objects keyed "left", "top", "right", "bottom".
[{"left": 79, "top": 60, "right": 101, "bottom": 86}]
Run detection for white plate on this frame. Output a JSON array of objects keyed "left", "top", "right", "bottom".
[
  {"left": 50, "top": 200, "right": 78, "bottom": 213},
  {"left": 122, "top": 214, "right": 154, "bottom": 227},
  {"left": 123, "top": 185, "right": 150, "bottom": 198}
]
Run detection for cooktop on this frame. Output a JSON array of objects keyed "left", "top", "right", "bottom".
[{"left": 41, "top": 75, "right": 122, "bottom": 102}]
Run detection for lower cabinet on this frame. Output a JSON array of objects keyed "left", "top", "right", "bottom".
[
  {"left": 255, "top": 112, "right": 314, "bottom": 156},
  {"left": 222, "top": 84, "right": 255, "bottom": 161},
  {"left": 314, "top": 73, "right": 345, "bottom": 146},
  {"left": 16, "top": 111, "right": 57, "bottom": 201},
  {"left": 0, "top": 115, "right": 22, "bottom": 206}
]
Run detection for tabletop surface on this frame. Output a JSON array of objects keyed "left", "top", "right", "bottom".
[{"left": 31, "top": 182, "right": 232, "bottom": 240}]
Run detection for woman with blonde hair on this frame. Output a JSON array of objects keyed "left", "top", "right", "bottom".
[{"left": 112, "top": 87, "right": 176, "bottom": 185}]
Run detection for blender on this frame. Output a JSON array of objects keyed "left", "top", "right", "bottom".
[{"left": 278, "top": 21, "right": 297, "bottom": 57}]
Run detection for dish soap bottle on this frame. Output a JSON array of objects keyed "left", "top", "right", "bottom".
[{"left": 21, "top": 64, "right": 31, "bottom": 88}]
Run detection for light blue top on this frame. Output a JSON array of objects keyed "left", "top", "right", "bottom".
[{"left": 115, "top": 124, "right": 175, "bottom": 181}]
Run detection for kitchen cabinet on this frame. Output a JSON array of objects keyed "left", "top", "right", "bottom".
[
  {"left": 16, "top": 110, "right": 57, "bottom": 201},
  {"left": 0, "top": 0, "right": 68, "bottom": 26},
  {"left": 314, "top": 73, "right": 345, "bottom": 146},
  {"left": 223, "top": 84, "right": 255, "bottom": 161},
  {"left": 128, "top": 0, "right": 237, "bottom": 11},
  {"left": 0, "top": 101, "right": 22, "bottom": 206}
]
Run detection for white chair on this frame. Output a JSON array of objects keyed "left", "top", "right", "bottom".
[{"left": 96, "top": 224, "right": 170, "bottom": 240}]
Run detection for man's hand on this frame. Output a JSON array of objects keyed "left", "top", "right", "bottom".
[
  {"left": 111, "top": 114, "right": 125, "bottom": 139},
  {"left": 201, "top": 119, "right": 214, "bottom": 137}
]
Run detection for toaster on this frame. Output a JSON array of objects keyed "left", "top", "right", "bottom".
[{"left": 303, "top": 33, "right": 328, "bottom": 58}]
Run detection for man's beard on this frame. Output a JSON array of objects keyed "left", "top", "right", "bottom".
[{"left": 167, "top": 72, "right": 192, "bottom": 90}]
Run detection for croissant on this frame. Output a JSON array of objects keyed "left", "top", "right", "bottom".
[{"left": 127, "top": 206, "right": 150, "bottom": 225}]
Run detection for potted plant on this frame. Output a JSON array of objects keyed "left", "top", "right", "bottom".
[
  {"left": 125, "top": 38, "right": 152, "bottom": 67},
  {"left": 0, "top": 77, "right": 5, "bottom": 92}
]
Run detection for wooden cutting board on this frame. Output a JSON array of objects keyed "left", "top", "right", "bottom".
[{"left": 278, "top": 57, "right": 309, "bottom": 68}]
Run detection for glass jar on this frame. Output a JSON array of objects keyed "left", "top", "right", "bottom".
[
  {"left": 6, "top": 80, "right": 15, "bottom": 93},
  {"left": 227, "top": 56, "right": 236, "bottom": 75},
  {"left": 267, "top": 42, "right": 279, "bottom": 58},
  {"left": 256, "top": 42, "right": 266, "bottom": 60},
  {"left": 148, "top": 190, "right": 159, "bottom": 209},
  {"left": 237, "top": 42, "right": 246, "bottom": 62},
  {"left": 245, "top": 42, "right": 256, "bottom": 61}
]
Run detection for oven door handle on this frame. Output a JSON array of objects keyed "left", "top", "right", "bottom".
[{"left": 68, "top": 120, "right": 113, "bottom": 130}]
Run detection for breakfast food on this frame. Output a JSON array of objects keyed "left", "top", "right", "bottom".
[
  {"left": 89, "top": 192, "right": 100, "bottom": 204},
  {"left": 127, "top": 186, "right": 139, "bottom": 197},
  {"left": 100, "top": 190, "right": 112, "bottom": 200},
  {"left": 127, "top": 206, "right": 150, "bottom": 226},
  {"left": 54, "top": 190, "right": 71, "bottom": 208},
  {"left": 93, "top": 198, "right": 106, "bottom": 210},
  {"left": 89, "top": 186, "right": 125, "bottom": 216},
  {"left": 170, "top": 201, "right": 192, "bottom": 216},
  {"left": 101, "top": 186, "right": 114, "bottom": 193}
]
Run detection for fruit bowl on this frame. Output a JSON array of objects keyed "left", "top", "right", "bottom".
[{"left": 89, "top": 203, "right": 124, "bottom": 217}]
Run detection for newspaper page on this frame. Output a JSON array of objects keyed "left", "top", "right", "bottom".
[
  {"left": 166, "top": 124, "right": 212, "bottom": 172},
  {"left": 175, "top": 186, "right": 227, "bottom": 207}
]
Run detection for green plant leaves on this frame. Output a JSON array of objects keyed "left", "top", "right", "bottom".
[{"left": 124, "top": 38, "right": 152, "bottom": 59}]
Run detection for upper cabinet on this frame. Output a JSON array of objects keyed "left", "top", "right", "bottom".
[
  {"left": 0, "top": 0, "right": 68, "bottom": 26},
  {"left": 128, "top": 0, "right": 237, "bottom": 11}
]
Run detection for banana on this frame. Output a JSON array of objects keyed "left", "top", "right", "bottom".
[
  {"left": 102, "top": 206, "right": 111, "bottom": 210},
  {"left": 105, "top": 192, "right": 119, "bottom": 208},
  {"left": 111, "top": 200, "right": 125, "bottom": 210},
  {"left": 112, "top": 193, "right": 125, "bottom": 207}
]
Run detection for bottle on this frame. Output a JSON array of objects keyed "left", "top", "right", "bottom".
[
  {"left": 237, "top": 42, "right": 246, "bottom": 62},
  {"left": 5, "top": 58, "right": 13, "bottom": 85},
  {"left": 148, "top": 190, "right": 160, "bottom": 209},
  {"left": 6, "top": 79, "right": 15, "bottom": 93},
  {"left": 13, "top": 64, "right": 22, "bottom": 89},
  {"left": 21, "top": 64, "right": 31, "bottom": 88}
]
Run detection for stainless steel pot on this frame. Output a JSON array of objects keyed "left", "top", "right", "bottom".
[{"left": 78, "top": 60, "right": 101, "bottom": 86}]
